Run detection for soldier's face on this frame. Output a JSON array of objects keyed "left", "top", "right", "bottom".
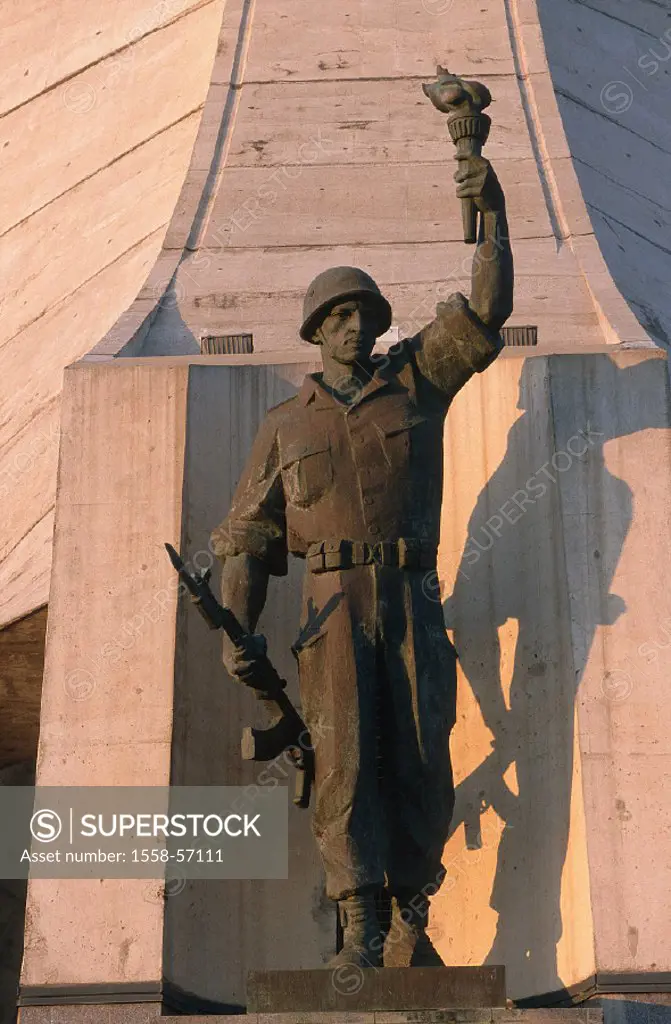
[{"left": 314, "top": 299, "right": 379, "bottom": 365}]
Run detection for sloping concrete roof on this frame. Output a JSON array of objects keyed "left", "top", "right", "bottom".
[
  {"left": 0, "top": 0, "right": 224, "bottom": 627},
  {"left": 538, "top": 0, "right": 671, "bottom": 348},
  {"left": 103, "top": 0, "right": 656, "bottom": 360}
]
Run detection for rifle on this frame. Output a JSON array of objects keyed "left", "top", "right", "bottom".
[
  {"left": 447, "top": 741, "right": 517, "bottom": 850},
  {"left": 164, "top": 543, "right": 313, "bottom": 809}
]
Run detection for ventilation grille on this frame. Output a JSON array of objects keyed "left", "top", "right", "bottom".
[
  {"left": 502, "top": 325, "right": 537, "bottom": 347},
  {"left": 200, "top": 333, "right": 254, "bottom": 355},
  {"left": 199, "top": 328, "right": 535, "bottom": 352}
]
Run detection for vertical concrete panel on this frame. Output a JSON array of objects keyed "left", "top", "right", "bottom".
[
  {"left": 434, "top": 354, "right": 595, "bottom": 1000},
  {"left": 163, "top": 364, "right": 332, "bottom": 1008},
  {"left": 21, "top": 363, "right": 189, "bottom": 987},
  {"left": 550, "top": 352, "right": 671, "bottom": 974}
]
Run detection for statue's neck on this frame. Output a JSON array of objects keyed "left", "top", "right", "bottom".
[
  {"left": 320, "top": 353, "right": 373, "bottom": 391},
  {"left": 319, "top": 356, "right": 374, "bottom": 405}
]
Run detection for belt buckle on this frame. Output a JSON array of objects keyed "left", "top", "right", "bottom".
[{"left": 352, "top": 541, "right": 367, "bottom": 567}]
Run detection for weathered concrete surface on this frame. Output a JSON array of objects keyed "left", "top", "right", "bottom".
[
  {"left": 100, "top": 0, "right": 651, "bottom": 362},
  {"left": 20, "top": 363, "right": 190, "bottom": 989},
  {"left": 538, "top": 0, "right": 671, "bottom": 348},
  {"left": 435, "top": 355, "right": 595, "bottom": 999},
  {"left": 0, "top": 0, "right": 224, "bottom": 629},
  {"left": 435, "top": 349, "right": 671, "bottom": 997},
  {"left": 22, "top": 351, "right": 671, "bottom": 1006},
  {"left": 550, "top": 356, "right": 671, "bottom": 974}
]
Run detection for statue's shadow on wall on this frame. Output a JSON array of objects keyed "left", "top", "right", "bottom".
[{"left": 441, "top": 354, "right": 668, "bottom": 1000}]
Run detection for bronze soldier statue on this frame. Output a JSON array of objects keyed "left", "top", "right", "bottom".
[{"left": 211, "top": 72, "right": 514, "bottom": 970}]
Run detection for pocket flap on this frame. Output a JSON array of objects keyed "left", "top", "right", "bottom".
[
  {"left": 380, "top": 413, "right": 428, "bottom": 438},
  {"left": 281, "top": 433, "right": 331, "bottom": 468}
]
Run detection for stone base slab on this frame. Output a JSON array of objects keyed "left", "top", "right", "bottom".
[
  {"left": 20, "top": 1011, "right": 603, "bottom": 1024},
  {"left": 239, "top": 1014, "right": 597, "bottom": 1024},
  {"left": 247, "top": 968, "right": 506, "bottom": 1014},
  {"left": 16, "top": 1006, "right": 610, "bottom": 1024},
  {"left": 184, "top": 1011, "right": 602, "bottom": 1023}
]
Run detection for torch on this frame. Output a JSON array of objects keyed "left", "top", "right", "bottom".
[{"left": 423, "top": 65, "right": 492, "bottom": 244}]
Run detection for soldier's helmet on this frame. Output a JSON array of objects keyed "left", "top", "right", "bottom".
[{"left": 300, "top": 266, "right": 392, "bottom": 342}]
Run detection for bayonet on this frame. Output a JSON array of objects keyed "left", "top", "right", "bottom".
[{"left": 164, "top": 543, "right": 313, "bottom": 808}]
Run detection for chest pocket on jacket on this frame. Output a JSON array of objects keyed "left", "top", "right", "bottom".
[
  {"left": 281, "top": 433, "right": 333, "bottom": 507},
  {"left": 376, "top": 412, "right": 429, "bottom": 469}
]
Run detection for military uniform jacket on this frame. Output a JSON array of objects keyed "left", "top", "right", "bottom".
[{"left": 212, "top": 293, "right": 503, "bottom": 572}]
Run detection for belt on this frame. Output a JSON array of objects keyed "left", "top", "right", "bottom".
[{"left": 306, "top": 538, "right": 437, "bottom": 573}]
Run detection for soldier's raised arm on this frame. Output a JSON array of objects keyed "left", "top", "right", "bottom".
[
  {"left": 412, "top": 70, "right": 514, "bottom": 400},
  {"left": 408, "top": 154, "right": 514, "bottom": 402},
  {"left": 461, "top": 156, "right": 514, "bottom": 333}
]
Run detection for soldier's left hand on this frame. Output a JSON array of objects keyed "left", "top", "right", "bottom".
[{"left": 454, "top": 155, "right": 505, "bottom": 213}]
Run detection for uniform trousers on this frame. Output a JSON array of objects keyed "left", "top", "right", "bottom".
[{"left": 294, "top": 562, "right": 457, "bottom": 901}]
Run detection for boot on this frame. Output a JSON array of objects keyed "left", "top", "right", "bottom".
[
  {"left": 383, "top": 891, "right": 444, "bottom": 967},
  {"left": 328, "top": 891, "right": 383, "bottom": 969}
]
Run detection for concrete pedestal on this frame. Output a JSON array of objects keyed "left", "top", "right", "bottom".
[{"left": 19, "top": 350, "right": 671, "bottom": 1021}]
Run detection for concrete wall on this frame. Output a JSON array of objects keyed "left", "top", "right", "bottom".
[
  {"left": 99, "top": 0, "right": 649, "bottom": 362},
  {"left": 21, "top": 350, "right": 671, "bottom": 1007},
  {"left": 20, "top": 362, "right": 190, "bottom": 991},
  {"left": 0, "top": 0, "right": 224, "bottom": 629},
  {"left": 436, "top": 355, "right": 594, "bottom": 998},
  {"left": 436, "top": 349, "right": 671, "bottom": 998},
  {"left": 538, "top": 0, "right": 671, "bottom": 348}
]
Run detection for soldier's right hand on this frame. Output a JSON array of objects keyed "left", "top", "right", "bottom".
[{"left": 223, "top": 632, "right": 269, "bottom": 686}]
